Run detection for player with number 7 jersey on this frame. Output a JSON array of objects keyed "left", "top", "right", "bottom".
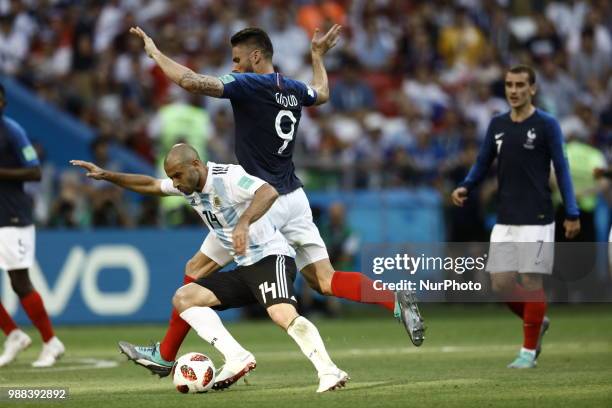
[{"left": 124, "top": 25, "right": 425, "bottom": 378}]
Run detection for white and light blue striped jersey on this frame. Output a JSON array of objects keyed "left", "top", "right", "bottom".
[{"left": 160, "top": 162, "right": 295, "bottom": 266}]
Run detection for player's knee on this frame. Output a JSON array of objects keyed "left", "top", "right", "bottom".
[
  {"left": 172, "top": 287, "right": 195, "bottom": 313},
  {"left": 491, "top": 278, "right": 514, "bottom": 294},
  {"left": 9, "top": 271, "right": 34, "bottom": 298},
  {"left": 266, "top": 304, "right": 298, "bottom": 329}
]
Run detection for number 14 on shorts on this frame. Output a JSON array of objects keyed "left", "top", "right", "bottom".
[{"left": 259, "top": 281, "right": 278, "bottom": 303}]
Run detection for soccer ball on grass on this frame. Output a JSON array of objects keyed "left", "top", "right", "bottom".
[{"left": 172, "top": 352, "right": 216, "bottom": 393}]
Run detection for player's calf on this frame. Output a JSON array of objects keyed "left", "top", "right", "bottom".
[{"left": 301, "top": 259, "right": 334, "bottom": 295}]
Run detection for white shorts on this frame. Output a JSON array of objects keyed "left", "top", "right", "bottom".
[
  {"left": 201, "top": 188, "right": 329, "bottom": 271},
  {"left": 0, "top": 225, "right": 36, "bottom": 272},
  {"left": 486, "top": 223, "right": 555, "bottom": 274}
]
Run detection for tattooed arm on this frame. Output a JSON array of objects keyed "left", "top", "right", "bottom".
[{"left": 130, "top": 26, "right": 223, "bottom": 97}]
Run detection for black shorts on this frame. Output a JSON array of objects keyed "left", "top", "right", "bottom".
[{"left": 195, "top": 255, "right": 297, "bottom": 310}]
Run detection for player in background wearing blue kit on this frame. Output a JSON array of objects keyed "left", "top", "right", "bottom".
[
  {"left": 451, "top": 65, "right": 580, "bottom": 368},
  {"left": 121, "top": 25, "right": 424, "bottom": 377},
  {"left": 0, "top": 84, "right": 65, "bottom": 368}
]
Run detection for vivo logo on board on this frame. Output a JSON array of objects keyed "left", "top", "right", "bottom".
[{"left": 1, "top": 245, "right": 149, "bottom": 317}]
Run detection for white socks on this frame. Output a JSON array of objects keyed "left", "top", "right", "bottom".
[
  {"left": 287, "top": 316, "right": 336, "bottom": 374},
  {"left": 180, "top": 307, "right": 249, "bottom": 361}
]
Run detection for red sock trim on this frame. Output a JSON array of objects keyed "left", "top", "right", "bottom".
[
  {"left": 331, "top": 271, "right": 395, "bottom": 312},
  {"left": 0, "top": 302, "right": 18, "bottom": 336},
  {"left": 20, "top": 291, "right": 54, "bottom": 342},
  {"left": 159, "top": 275, "right": 195, "bottom": 361}
]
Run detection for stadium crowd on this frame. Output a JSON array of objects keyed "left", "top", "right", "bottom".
[{"left": 0, "top": 0, "right": 610, "bottom": 232}]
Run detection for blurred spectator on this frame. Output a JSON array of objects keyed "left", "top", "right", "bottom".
[
  {"left": 148, "top": 92, "right": 211, "bottom": 225},
  {"left": 148, "top": 92, "right": 210, "bottom": 167},
  {"left": 0, "top": 13, "right": 29, "bottom": 75},
  {"left": 137, "top": 195, "right": 161, "bottom": 227},
  {"left": 463, "top": 81, "right": 508, "bottom": 140},
  {"left": 567, "top": 9, "right": 612, "bottom": 56},
  {"left": 91, "top": 136, "right": 121, "bottom": 173},
  {"left": 351, "top": 14, "right": 396, "bottom": 71},
  {"left": 90, "top": 185, "right": 132, "bottom": 227},
  {"left": 437, "top": 7, "right": 485, "bottom": 69},
  {"left": 536, "top": 57, "right": 580, "bottom": 118},
  {"left": 545, "top": 0, "right": 588, "bottom": 41},
  {"left": 525, "top": 13, "right": 563, "bottom": 62},
  {"left": 405, "top": 123, "right": 445, "bottom": 185},
  {"left": 268, "top": 8, "right": 310, "bottom": 77},
  {"left": 47, "top": 171, "right": 86, "bottom": 228},
  {"left": 329, "top": 56, "right": 375, "bottom": 113},
  {"left": 207, "top": 108, "right": 235, "bottom": 164},
  {"left": 569, "top": 27, "right": 611, "bottom": 89},
  {"left": 320, "top": 202, "right": 359, "bottom": 271},
  {"left": 94, "top": 0, "right": 125, "bottom": 53},
  {"left": 297, "top": 0, "right": 346, "bottom": 37},
  {"left": 348, "top": 112, "right": 391, "bottom": 188},
  {"left": 554, "top": 105, "right": 608, "bottom": 243},
  {"left": 401, "top": 63, "right": 450, "bottom": 119},
  {"left": 396, "top": 23, "right": 437, "bottom": 74}
]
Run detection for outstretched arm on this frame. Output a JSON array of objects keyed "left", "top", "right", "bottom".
[
  {"left": 130, "top": 26, "right": 223, "bottom": 97},
  {"left": 70, "top": 160, "right": 167, "bottom": 196},
  {"left": 309, "top": 24, "right": 342, "bottom": 105}
]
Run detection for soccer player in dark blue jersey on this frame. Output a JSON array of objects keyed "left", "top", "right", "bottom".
[
  {"left": 0, "top": 84, "right": 64, "bottom": 367},
  {"left": 124, "top": 25, "right": 424, "bottom": 377},
  {"left": 451, "top": 65, "right": 581, "bottom": 368}
]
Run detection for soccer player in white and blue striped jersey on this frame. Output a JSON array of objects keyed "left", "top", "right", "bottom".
[{"left": 71, "top": 144, "right": 349, "bottom": 392}]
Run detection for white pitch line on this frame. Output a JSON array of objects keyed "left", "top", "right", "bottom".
[
  {"left": 253, "top": 342, "right": 612, "bottom": 361},
  {"left": 8, "top": 358, "right": 119, "bottom": 373}
]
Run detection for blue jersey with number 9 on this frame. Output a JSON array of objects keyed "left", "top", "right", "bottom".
[{"left": 219, "top": 72, "right": 317, "bottom": 194}]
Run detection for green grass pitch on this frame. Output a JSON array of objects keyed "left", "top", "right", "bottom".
[{"left": 2, "top": 304, "right": 611, "bottom": 407}]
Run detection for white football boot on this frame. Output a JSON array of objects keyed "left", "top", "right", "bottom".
[
  {"left": 32, "top": 336, "right": 65, "bottom": 367},
  {"left": 0, "top": 329, "right": 32, "bottom": 367},
  {"left": 212, "top": 352, "right": 256, "bottom": 390},
  {"left": 317, "top": 367, "right": 350, "bottom": 393}
]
